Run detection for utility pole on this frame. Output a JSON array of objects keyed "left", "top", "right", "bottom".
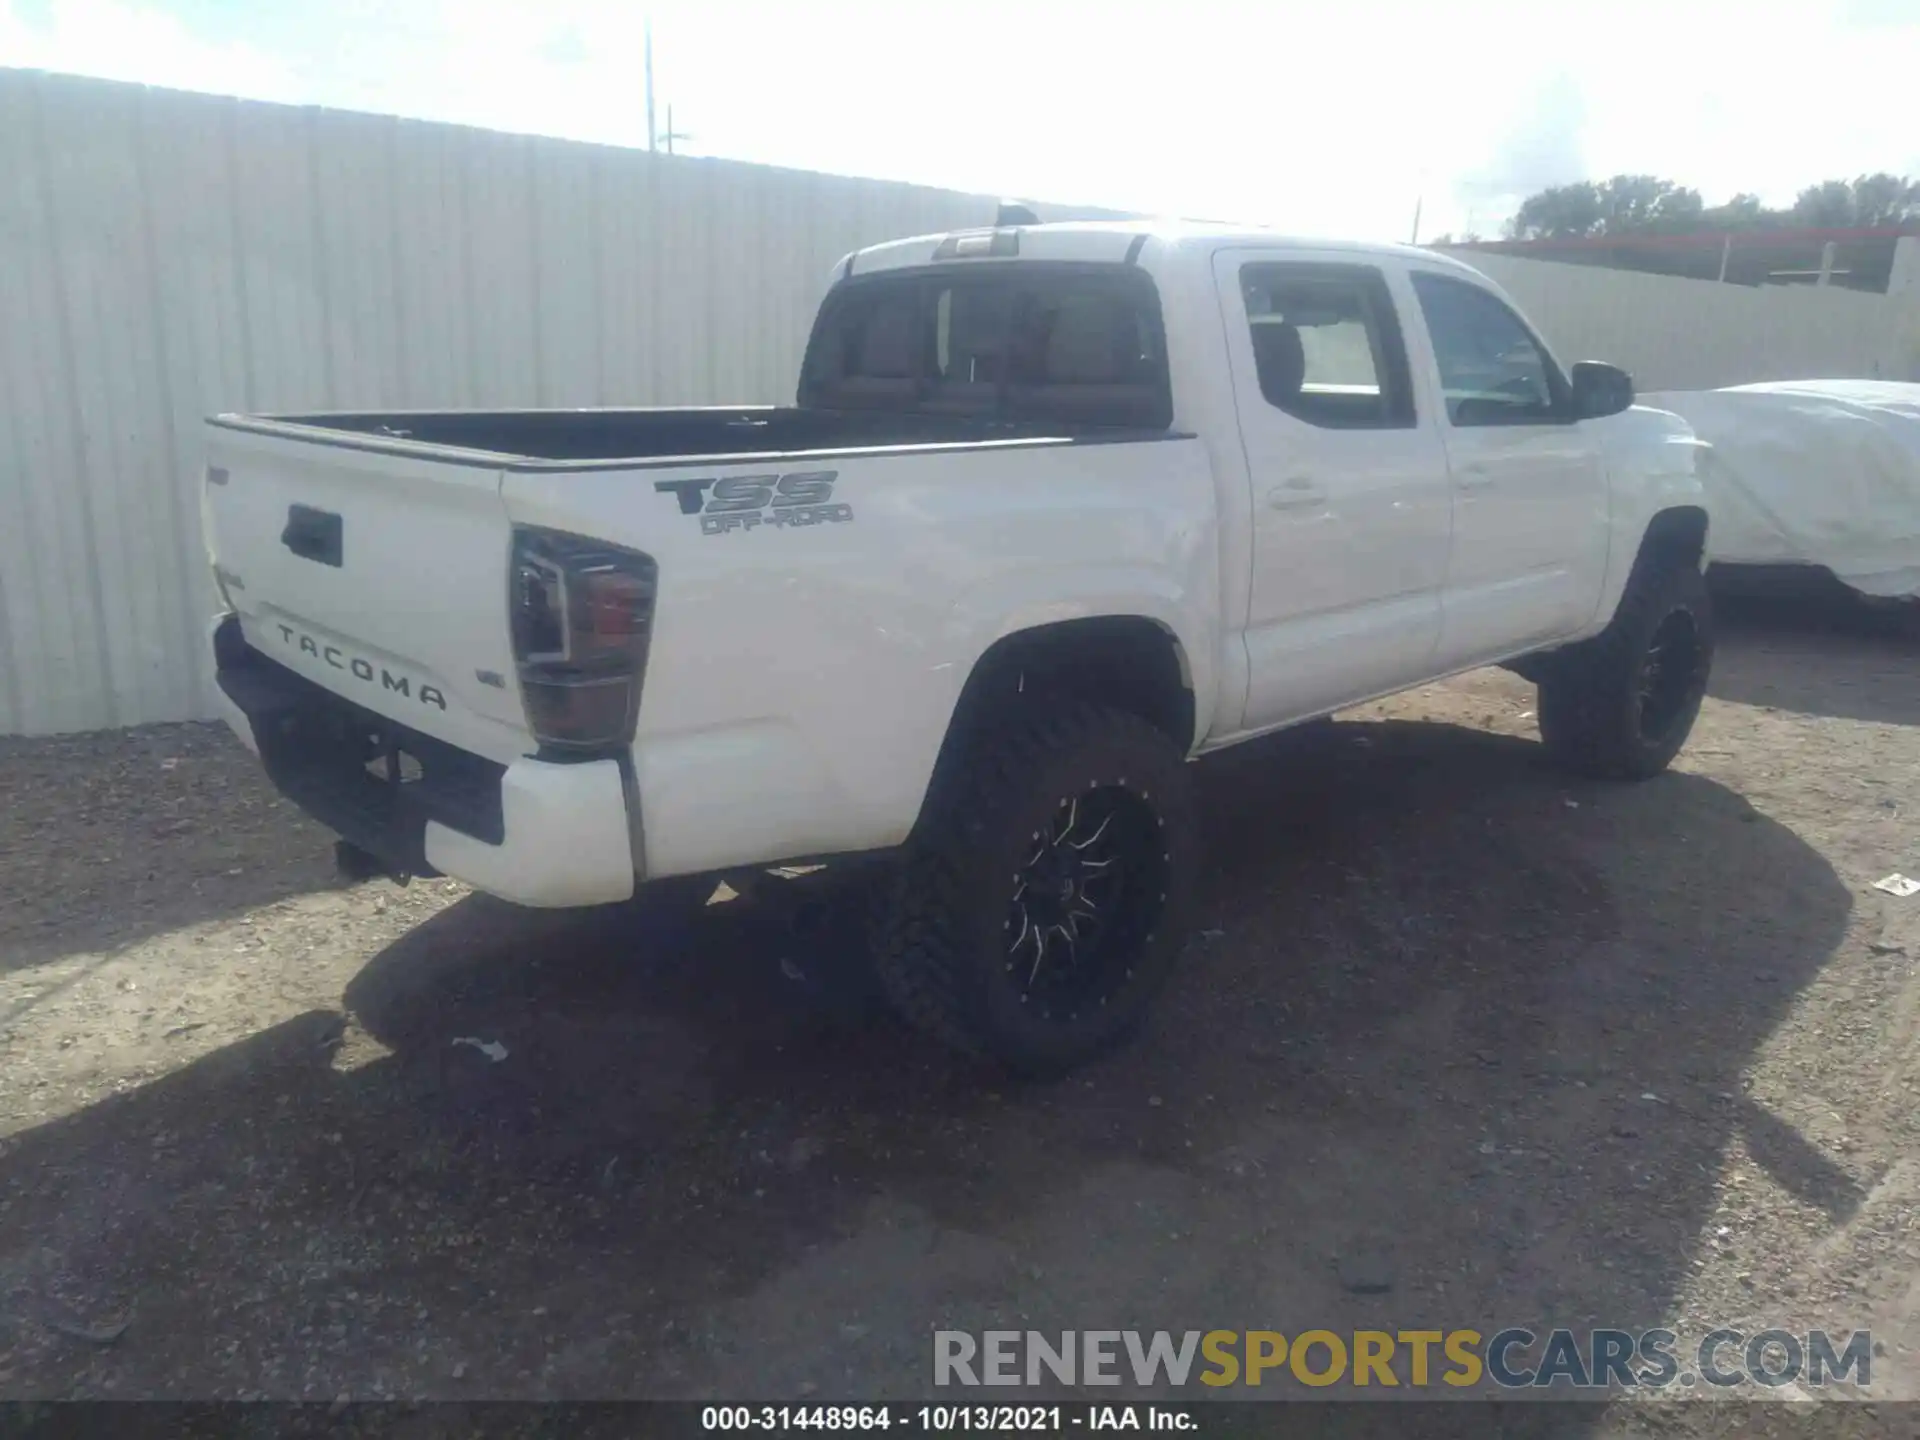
[
  {"left": 1409, "top": 196, "right": 1423, "bottom": 246},
  {"left": 660, "top": 104, "right": 692, "bottom": 156}
]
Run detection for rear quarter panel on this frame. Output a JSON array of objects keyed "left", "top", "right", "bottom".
[{"left": 500, "top": 437, "right": 1221, "bottom": 877}]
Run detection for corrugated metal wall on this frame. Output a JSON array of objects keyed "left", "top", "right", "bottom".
[
  {"left": 0, "top": 70, "right": 1015, "bottom": 737},
  {"left": 1452, "top": 250, "right": 1920, "bottom": 390},
  {"left": 5, "top": 69, "right": 1917, "bottom": 737}
]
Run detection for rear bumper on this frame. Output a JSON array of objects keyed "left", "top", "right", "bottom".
[{"left": 211, "top": 615, "right": 635, "bottom": 907}]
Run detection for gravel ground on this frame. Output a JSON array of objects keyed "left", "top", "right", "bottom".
[{"left": 0, "top": 599, "right": 1916, "bottom": 1436}]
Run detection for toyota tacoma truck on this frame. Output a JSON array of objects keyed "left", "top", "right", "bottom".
[{"left": 202, "top": 219, "right": 1713, "bottom": 1073}]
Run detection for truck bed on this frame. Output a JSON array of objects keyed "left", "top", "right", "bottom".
[
  {"left": 245, "top": 405, "right": 1076, "bottom": 465},
  {"left": 201, "top": 401, "right": 1217, "bottom": 889}
]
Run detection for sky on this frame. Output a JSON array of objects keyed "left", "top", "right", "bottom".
[{"left": 3, "top": 0, "right": 1919, "bottom": 241}]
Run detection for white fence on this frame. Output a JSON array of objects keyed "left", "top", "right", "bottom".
[
  {"left": 4, "top": 69, "right": 1916, "bottom": 737},
  {"left": 1447, "top": 250, "right": 1920, "bottom": 391}
]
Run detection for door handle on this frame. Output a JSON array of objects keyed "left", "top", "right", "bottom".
[
  {"left": 1268, "top": 477, "right": 1325, "bottom": 511},
  {"left": 1456, "top": 465, "right": 1495, "bottom": 491}
]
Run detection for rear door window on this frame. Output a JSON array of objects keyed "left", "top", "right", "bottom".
[{"left": 1238, "top": 263, "right": 1415, "bottom": 429}]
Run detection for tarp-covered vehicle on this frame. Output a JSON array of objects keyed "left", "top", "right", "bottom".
[{"left": 1642, "top": 381, "right": 1920, "bottom": 604}]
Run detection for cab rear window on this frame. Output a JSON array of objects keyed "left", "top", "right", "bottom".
[{"left": 800, "top": 264, "right": 1173, "bottom": 431}]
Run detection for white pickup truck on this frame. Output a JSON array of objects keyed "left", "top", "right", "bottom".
[{"left": 203, "top": 219, "right": 1713, "bottom": 1073}]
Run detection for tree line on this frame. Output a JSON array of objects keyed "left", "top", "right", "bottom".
[{"left": 1436, "top": 173, "right": 1920, "bottom": 243}]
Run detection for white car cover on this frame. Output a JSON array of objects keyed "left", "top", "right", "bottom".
[{"left": 1638, "top": 381, "right": 1920, "bottom": 600}]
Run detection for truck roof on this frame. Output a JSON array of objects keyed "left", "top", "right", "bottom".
[{"left": 843, "top": 219, "right": 1487, "bottom": 280}]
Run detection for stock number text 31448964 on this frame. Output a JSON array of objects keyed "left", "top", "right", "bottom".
[{"left": 701, "top": 1406, "right": 1070, "bottom": 1432}]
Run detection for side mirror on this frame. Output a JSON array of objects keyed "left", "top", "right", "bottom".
[{"left": 1569, "top": 360, "right": 1634, "bottom": 420}]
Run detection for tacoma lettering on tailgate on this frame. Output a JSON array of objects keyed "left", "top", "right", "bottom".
[{"left": 274, "top": 623, "right": 448, "bottom": 711}]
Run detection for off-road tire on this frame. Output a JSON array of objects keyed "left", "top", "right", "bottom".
[
  {"left": 1537, "top": 553, "right": 1714, "bottom": 780},
  {"left": 872, "top": 704, "right": 1197, "bottom": 1075}
]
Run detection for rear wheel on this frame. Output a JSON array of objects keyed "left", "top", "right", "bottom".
[
  {"left": 1537, "top": 554, "right": 1714, "bottom": 779},
  {"left": 872, "top": 705, "right": 1197, "bottom": 1075}
]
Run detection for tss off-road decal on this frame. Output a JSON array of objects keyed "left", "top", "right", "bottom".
[{"left": 654, "top": 471, "right": 853, "bottom": 535}]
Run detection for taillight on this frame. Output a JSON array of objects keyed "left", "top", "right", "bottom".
[{"left": 508, "top": 527, "right": 659, "bottom": 754}]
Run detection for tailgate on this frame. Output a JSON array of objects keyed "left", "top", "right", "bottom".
[{"left": 203, "top": 421, "right": 531, "bottom": 762}]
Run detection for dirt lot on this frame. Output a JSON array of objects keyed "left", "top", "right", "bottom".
[{"left": 1, "top": 601, "right": 1916, "bottom": 1433}]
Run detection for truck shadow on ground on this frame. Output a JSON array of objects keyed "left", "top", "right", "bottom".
[{"left": 0, "top": 720, "right": 1851, "bottom": 1420}]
